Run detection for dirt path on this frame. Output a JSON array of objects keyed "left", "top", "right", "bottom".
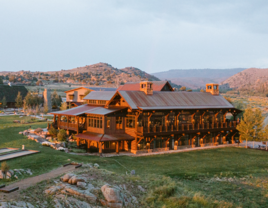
[{"left": 0, "top": 165, "right": 76, "bottom": 200}]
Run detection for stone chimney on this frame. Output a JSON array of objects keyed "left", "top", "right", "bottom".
[
  {"left": 206, "top": 83, "right": 219, "bottom": 95},
  {"left": 140, "top": 81, "right": 153, "bottom": 95},
  {"left": 43, "top": 88, "right": 52, "bottom": 112}
]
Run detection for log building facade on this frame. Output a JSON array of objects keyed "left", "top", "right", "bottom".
[{"left": 50, "top": 81, "right": 241, "bottom": 155}]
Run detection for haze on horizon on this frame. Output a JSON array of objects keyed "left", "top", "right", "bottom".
[{"left": 0, "top": 0, "right": 267, "bottom": 73}]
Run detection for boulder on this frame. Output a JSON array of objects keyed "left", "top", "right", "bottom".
[
  {"left": 130, "top": 170, "right": 135, "bottom": 175},
  {"left": 6, "top": 171, "right": 13, "bottom": 178},
  {"left": 101, "top": 184, "right": 122, "bottom": 203},
  {"left": 93, "top": 163, "right": 99, "bottom": 169},
  {"left": 68, "top": 176, "right": 85, "bottom": 185},
  {"left": 44, "top": 186, "right": 62, "bottom": 195},
  {"left": 77, "top": 182, "right": 87, "bottom": 189},
  {"left": 63, "top": 185, "right": 97, "bottom": 203},
  {"left": 61, "top": 173, "right": 74, "bottom": 182}
]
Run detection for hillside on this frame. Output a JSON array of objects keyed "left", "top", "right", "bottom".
[
  {"left": 152, "top": 68, "right": 245, "bottom": 89},
  {"left": 222, "top": 68, "right": 268, "bottom": 91},
  {"left": 0, "top": 63, "right": 167, "bottom": 88}
]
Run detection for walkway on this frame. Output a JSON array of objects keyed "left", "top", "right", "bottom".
[{"left": 0, "top": 165, "right": 76, "bottom": 200}]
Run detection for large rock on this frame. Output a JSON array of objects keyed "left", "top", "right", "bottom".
[
  {"left": 77, "top": 182, "right": 87, "bottom": 189},
  {"left": 62, "top": 184, "right": 97, "bottom": 203},
  {"left": 44, "top": 186, "right": 62, "bottom": 195},
  {"left": 101, "top": 184, "right": 122, "bottom": 203},
  {"left": 61, "top": 173, "right": 74, "bottom": 182},
  {"left": 68, "top": 176, "right": 85, "bottom": 185},
  {"left": 67, "top": 197, "right": 92, "bottom": 208}
]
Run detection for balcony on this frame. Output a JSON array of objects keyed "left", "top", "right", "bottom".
[{"left": 137, "top": 121, "right": 238, "bottom": 135}]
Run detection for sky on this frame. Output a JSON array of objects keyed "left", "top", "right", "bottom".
[{"left": 0, "top": 0, "right": 268, "bottom": 73}]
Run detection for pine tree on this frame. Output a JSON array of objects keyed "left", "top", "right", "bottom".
[
  {"left": 237, "top": 108, "right": 264, "bottom": 148},
  {"left": 15, "top": 92, "right": 23, "bottom": 108}
]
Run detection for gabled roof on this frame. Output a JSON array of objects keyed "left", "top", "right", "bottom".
[
  {"left": 65, "top": 87, "right": 117, "bottom": 93},
  {"left": 50, "top": 104, "right": 126, "bottom": 116},
  {"left": 83, "top": 91, "right": 116, "bottom": 101},
  {"left": 110, "top": 91, "right": 235, "bottom": 110},
  {"left": 116, "top": 81, "right": 173, "bottom": 91},
  {"left": 0, "top": 85, "right": 28, "bottom": 102}
]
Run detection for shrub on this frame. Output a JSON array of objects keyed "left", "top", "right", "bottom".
[
  {"left": 1, "top": 161, "right": 10, "bottom": 178},
  {"left": 48, "top": 126, "right": 57, "bottom": 138},
  {"left": 57, "top": 129, "right": 67, "bottom": 141}
]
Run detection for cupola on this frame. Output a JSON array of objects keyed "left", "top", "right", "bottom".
[
  {"left": 140, "top": 81, "right": 153, "bottom": 95},
  {"left": 206, "top": 83, "right": 219, "bottom": 95}
]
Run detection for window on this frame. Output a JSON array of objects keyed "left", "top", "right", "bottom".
[
  {"left": 69, "top": 94, "right": 74, "bottom": 100},
  {"left": 88, "top": 100, "right": 97, "bottom": 104},
  {"left": 116, "top": 117, "right": 123, "bottom": 129},
  {"left": 214, "top": 85, "right": 218, "bottom": 90},
  {"left": 207, "top": 85, "right": 212, "bottom": 89},
  {"left": 106, "top": 117, "right": 111, "bottom": 128},
  {"left": 88, "top": 116, "right": 103, "bottom": 128},
  {"left": 98, "top": 100, "right": 106, "bottom": 105},
  {"left": 126, "top": 116, "right": 135, "bottom": 128},
  {"left": 79, "top": 95, "right": 85, "bottom": 100}
]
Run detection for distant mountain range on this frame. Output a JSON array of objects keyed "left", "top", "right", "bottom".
[{"left": 152, "top": 68, "right": 246, "bottom": 89}]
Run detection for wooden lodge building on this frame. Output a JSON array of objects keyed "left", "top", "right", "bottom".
[
  {"left": 50, "top": 81, "right": 241, "bottom": 155},
  {"left": 65, "top": 87, "right": 117, "bottom": 108}
]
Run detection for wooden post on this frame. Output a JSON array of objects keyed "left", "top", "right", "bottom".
[
  {"left": 53, "top": 115, "right": 56, "bottom": 123},
  {"left": 77, "top": 138, "right": 80, "bottom": 147},
  {"left": 87, "top": 140, "right": 91, "bottom": 149},
  {"left": 116, "top": 142, "right": 119, "bottom": 154},
  {"left": 99, "top": 142, "right": 102, "bottom": 156}
]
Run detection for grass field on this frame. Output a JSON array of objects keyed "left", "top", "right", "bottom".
[{"left": 1, "top": 116, "right": 268, "bottom": 207}]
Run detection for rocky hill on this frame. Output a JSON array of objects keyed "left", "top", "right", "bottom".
[
  {"left": 152, "top": 68, "right": 245, "bottom": 89},
  {"left": 222, "top": 68, "right": 268, "bottom": 91},
  {"left": 0, "top": 63, "right": 167, "bottom": 88}
]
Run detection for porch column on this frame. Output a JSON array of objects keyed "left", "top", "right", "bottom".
[
  {"left": 99, "top": 142, "right": 102, "bottom": 156},
  {"left": 116, "top": 142, "right": 119, "bottom": 154},
  {"left": 87, "top": 140, "right": 91, "bottom": 149},
  {"left": 53, "top": 115, "right": 56, "bottom": 123},
  {"left": 77, "top": 138, "right": 80, "bottom": 147}
]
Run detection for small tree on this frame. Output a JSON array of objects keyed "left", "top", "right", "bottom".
[
  {"left": 237, "top": 108, "right": 264, "bottom": 148},
  {"left": 15, "top": 92, "right": 23, "bottom": 108},
  {"left": 60, "top": 102, "right": 67, "bottom": 111},
  {"left": 1, "top": 96, "right": 7, "bottom": 109},
  {"left": 57, "top": 129, "right": 67, "bottom": 141},
  {"left": 43, "top": 104, "right": 49, "bottom": 114},
  {"left": 0, "top": 77, "right": 3, "bottom": 84},
  {"left": 1, "top": 161, "right": 10, "bottom": 178},
  {"left": 35, "top": 105, "right": 40, "bottom": 115}
]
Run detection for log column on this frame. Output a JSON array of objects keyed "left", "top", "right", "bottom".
[
  {"left": 116, "top": 142, "right": 119, "bottom": 154},
  {"left": 99, "top": 142, "right": 102, "bottom": 156},
  {"left": 77, "top": 138, "right": 80, "bottom": 147}
]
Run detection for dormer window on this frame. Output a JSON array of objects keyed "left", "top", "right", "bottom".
[{"left": 69, "top": 94, "right": 74, "bottom": 100}]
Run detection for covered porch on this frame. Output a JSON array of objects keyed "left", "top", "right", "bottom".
[{"left": 75, "top": 132, "right": 134, "bottom": 155}]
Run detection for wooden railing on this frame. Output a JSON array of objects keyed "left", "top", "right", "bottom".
[
  {"left": 137, "top": 121, "right": 238, "bottom": 134},
  {"left": 58, "top": 122, "right": 78, "bottom": 131}
]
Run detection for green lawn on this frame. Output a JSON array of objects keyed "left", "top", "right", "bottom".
[{"left": 1, "top": 116, "right": 268, "bottom": 207}]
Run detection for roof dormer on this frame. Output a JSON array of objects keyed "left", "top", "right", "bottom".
[
  {"left": 206, "top": 83, "right": 219, "bottom": 96},
  {"left": 140, "top": 81, "right": 153, "bottom": 95}
]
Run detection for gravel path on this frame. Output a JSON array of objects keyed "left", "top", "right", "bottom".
[{"left": 0, "top": 165, "right": 76, "bottom": 200}]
